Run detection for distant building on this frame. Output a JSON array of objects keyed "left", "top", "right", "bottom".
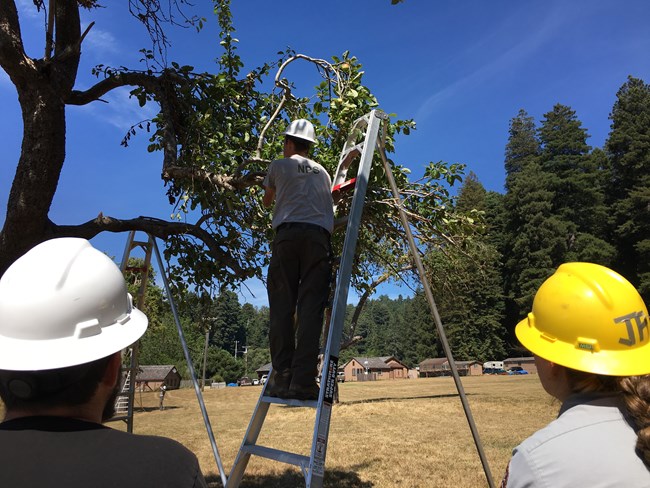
[
  {"left": 340, "top": 356, "right": 409, "bottom": 382},
  {"left": 418, "top": 358, "right": 482, "bottom": 377},
  {"left": 255, "top": 363, "right": 271, "bottom": 381},
  {"left": 135, "top": 365, "right": 181, "bottom": 391},
  {"left": 256, "top": 356, "right": 411, "bottom": 383}
]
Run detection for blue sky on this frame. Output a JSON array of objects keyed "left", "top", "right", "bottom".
[{"left": 2, "top": 0, "right": 649, "bottom": 307}]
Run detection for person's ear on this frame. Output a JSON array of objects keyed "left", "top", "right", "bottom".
[
  {"left": 102, "top": 352, "right": 122, "bottom": 388},
  {"left": 549, "top": 361, "right": 569, "bottom": 379}
]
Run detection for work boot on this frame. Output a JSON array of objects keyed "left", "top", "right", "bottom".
[
  {"left": 287, "top": 381, "right": 320, "bottom": 401},
  {"left": 266, "top": 369, "right": 291, "bottom": 398}
]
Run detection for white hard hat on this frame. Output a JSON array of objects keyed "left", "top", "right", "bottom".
[
  {"left": 283, "top": 119, "right": 317, "bottom": 143},
  {"left": 0, "top": 238, "right": 148, "bottom": 371}
]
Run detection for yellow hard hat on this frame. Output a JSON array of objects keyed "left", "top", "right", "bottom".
[{"left": 515, "top": 262, "right": 650, "bottom": 376}]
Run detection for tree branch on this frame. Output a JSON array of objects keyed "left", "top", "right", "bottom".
[
  {"left": 254, "top": 54, "right": 341, "bottom": 160},
  {"left": 163, "top": 165, "right": 266, "bottom": 190},
  {"left": 0, "top": 1, "right": 37, "bottom": 80},
  {"left": 51, "top": 214, "right": 252, "bottom": 278},
  {"left": 65, "top": 71, "right": 161, "bottom": 105},
  {"left": 66, "top": 69, "right": 187, "bottom": 172}
]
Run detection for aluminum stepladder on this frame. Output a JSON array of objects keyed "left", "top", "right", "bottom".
[
  {"left": 109, "top": 230, "right": 229, "bottom": 486},
  {"left": 108, "top": 230, "right": 154, "bottom": 432},
  {"left": 226, "top": 110, "right": 387, "bottom": 488}
]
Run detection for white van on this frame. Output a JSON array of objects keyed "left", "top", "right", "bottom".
[{"left": 483, "top": 361, "right": 504, "bottom": 370}]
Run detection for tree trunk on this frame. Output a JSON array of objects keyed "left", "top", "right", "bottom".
[
  {"left": 1, "top": 81, "right": 66, "bottom": 274},
  {"left": 0, "top": 0, "right": 80, "bottom": 275}
]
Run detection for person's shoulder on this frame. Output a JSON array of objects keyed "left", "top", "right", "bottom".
[
  {"left": 106, "top": 429, "right": 198, "bottom": 457},
  {"left": 104, "top": 430, "right": 207, "bottom": 486},
  {"left": 272, "top": 157, "right": 295, "bottom": 165}
]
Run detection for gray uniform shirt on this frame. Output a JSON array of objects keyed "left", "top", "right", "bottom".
[
  {"left": 264, "top": 155, "right": 334, "bottom": 233},
  {"left": 0, "top": 416, "right": 208, "bottom": 487},
  {"left": 503, "top": 392, "right": 650, "bottom": 488}
]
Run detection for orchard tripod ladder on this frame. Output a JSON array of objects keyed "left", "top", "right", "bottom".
[
  {"left": 110, "top": 230, "right": 229, "bottom": 486},
  {"left": 226, "top": 110, "right": 386, "bottom": 488}
]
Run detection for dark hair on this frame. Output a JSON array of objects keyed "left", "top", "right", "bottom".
[
  {"left": 286, "top": 135, "right": 311, "bottom": 154},
  {"left": 0, "top": 355, "right": 114, "bottom": 411},
  {"left": 566, "top": 369, "right": 650, "bottom": 468}
]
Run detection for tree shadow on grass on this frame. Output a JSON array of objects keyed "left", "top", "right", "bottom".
[
  {"left": 133, "top": 405, "right": 181, "bottom": 413},
  {"left": 205, "top": 464, "right": 374, "bottom": 488},
  {"left": 340, "top": 392, "right": 461, "bottom": 406}
]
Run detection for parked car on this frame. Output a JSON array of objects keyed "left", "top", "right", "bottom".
[
  {"left": 260, "top": 374, "right": 268, "bottom": 385},
  {"left": 507, "top": 367, "right": 529, "bottom": 375},
  {"left": 483, "top": 367, "right": 507, "bottom": 375},
  {"left": 337, "top": 372, "right": 346, "bottom": 383},
  {"left": 238, "top": 376, "right": 253, "bottom": 386},
  {"left": 483, "top": 368, "right": 509, "bottom": 375}
]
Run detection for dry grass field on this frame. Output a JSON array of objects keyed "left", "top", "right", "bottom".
[
  {"left": 97, "top": 374, "right": 558, "bottom": 488},
  {"left": 0, "top": 375, "right": 558, "bottom": 487}
]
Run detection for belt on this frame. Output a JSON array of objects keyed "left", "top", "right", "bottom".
[{"left": 276, "top": 222, "right": 330, "bottom": 236}]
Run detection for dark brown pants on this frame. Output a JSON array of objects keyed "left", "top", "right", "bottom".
[{"left": 267, "top": 225, "right": 331, "bottom": 386}]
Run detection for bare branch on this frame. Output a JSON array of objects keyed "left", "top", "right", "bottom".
[
  {"left": 0, "top": 1, "right": 37, "bottom": 80},
  {"left": 65, "top": 71, "right": 160, "bottom": 105},
  {"left": 66, "top": 70, "right": 186, "bottom": 171},
  {"left": 163, "top": 166, "right": 266, "bottom": 190},
  {"left": 341, "top": 264, "right": 414, "bottom": 351},
  {"left": 254, "top": 54, "right": 342, "bottom": 160},
  {"left": 51, "top": 214, "right": 253, "bottom": 278},
  {"left": 44, "top": 0, "right": 54, "bottom": 60}
]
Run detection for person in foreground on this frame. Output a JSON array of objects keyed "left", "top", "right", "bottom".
[
  {"left": 262, "top": 118, "right": 334, "bottom": 401},
  {"left": 0, "top": 238, "right": 207, "bottom": 488},
  {"left": 502, "top": 262, "right": 650, "bottom": 487}
]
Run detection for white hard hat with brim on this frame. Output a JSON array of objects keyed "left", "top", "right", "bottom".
[{"left": 0, "top": 238, "right": 148, "bottom": 371}]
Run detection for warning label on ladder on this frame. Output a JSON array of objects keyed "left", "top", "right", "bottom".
[
  {"left": 313, "top": 435, "right": 327, "bottom": 477},
  {"left": 323, "top": 355, "right": 338, "bottom": 405}
]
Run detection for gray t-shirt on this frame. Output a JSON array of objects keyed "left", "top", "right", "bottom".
[
  {"left": 503, "top": 392, "right": 650, "bottom": 488},
  {"left": 264, "top": 155, "right": 334, "bottom": 233}
]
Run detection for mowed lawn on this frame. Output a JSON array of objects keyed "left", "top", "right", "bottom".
[{"left": 106, "top": 374, "right": 557, "bottom": 488}]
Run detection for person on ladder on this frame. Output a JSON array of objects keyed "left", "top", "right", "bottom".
[{"left": 262, "top": 118, "right": 334, "bottom": 401}]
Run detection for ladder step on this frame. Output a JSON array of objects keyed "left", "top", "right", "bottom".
[
  {"left": 332, "top": 178, "right": 357, "bottom": 194},
  {"left": 339, "top": 144, "right": 363, "bottom": 170},
  {"left": 125, "top": 266, "right": 149, "bottom": 273},
  {"left": 261, "top": 395, "right": 318, "bottom": 408},
  {"left": 242, "top": 444, "right": 310, "bottom": 468}
]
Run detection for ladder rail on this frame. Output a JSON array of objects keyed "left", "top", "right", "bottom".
[
  {"left": 106, "top": 231, "right": 154, "bottom": 433},
  {"left": 150, "top": 237, "right": 229, "bottom": 487},
  {"left": 307, "top": 110, "right": 386, "bottom": 488},
  {"left": 225, "top": 390, "right": 271, "bottom": 487},
  {"left": 376, "top": 132, "right": 496, "bottom": 488}
]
